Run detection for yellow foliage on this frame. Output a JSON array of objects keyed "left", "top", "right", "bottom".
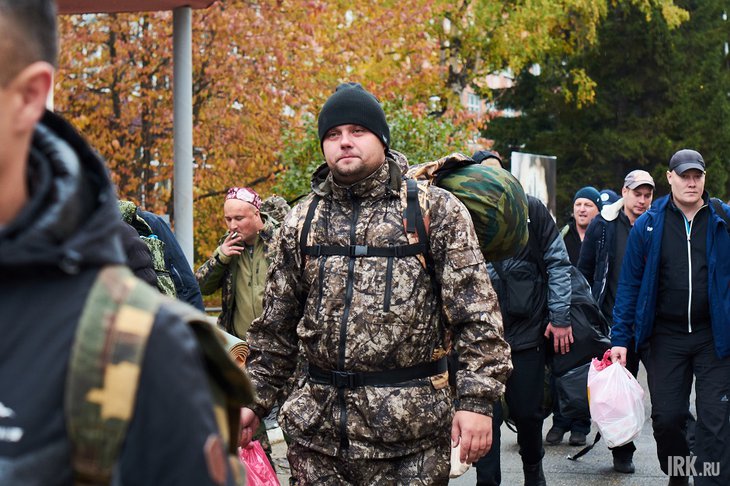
[{"left": 55, "top": 0, "right": 687, "bottom": 269}]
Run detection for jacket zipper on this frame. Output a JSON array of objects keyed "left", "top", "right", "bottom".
[
  {"left": 683, "top": 214, "right": 693, "bottom": 333},
  {"left": 337, "top": 190, "right": 360, "bottom": 450},
  {"left": 383, "top": 256, "right": 393, "bottom": 311}
]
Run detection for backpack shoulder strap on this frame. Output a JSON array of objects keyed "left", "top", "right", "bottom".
[
  {"left": 401, "top": 177, "right": 432, "bottom": 270},
  {"left": 142, "top": 235, "right": 177, "bottom": 297},
  {"left": 65, "top": 265, "right": 160, "bottom": 485},
  {"left": 299, "top": 188, "right": 429, "bottom": 260},
  {"left": 711, "top": 198, "right": 730, "bottom": 232},
  {"left": 66, "top": 266, "right": 253, "bottom": 485},
  {"left": 299, "top": 194, "right": 322, "bottom": 260}
]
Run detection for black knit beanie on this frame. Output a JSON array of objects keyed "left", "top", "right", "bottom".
[{"left": 317, "top": 82, "right": 390, "bottom": 150}]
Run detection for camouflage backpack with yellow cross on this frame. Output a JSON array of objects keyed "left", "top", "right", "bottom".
[{"left": 65, "top": 265, "right": 254, "bottom": 485}]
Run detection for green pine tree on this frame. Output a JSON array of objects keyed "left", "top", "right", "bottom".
[{"left": 487, "top": 1, "right": 730, "bottom": 219}]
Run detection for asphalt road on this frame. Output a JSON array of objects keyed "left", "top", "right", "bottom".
[
  {"left": 267, "top": 366, "right": 680, "bottom": 485},
  {"left": 450, "top": 366, "right": 670, "bottom": 485}
]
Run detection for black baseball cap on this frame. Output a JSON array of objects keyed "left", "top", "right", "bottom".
[{"left": 669, "top": 149, "right": 705, "bottom": 175}]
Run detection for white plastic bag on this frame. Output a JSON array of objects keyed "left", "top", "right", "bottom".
[
  {"left": 587, "top": 360, "right": 645, "bottom": 448},
  {"left": 449, "top": 443, "right": 470, "bottom": 478}
]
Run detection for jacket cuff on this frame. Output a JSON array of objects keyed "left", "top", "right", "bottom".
[
  {"left": 215, "top": 247, "right": 232, "bottom": 265},
  {"left": 456, "top": 397, "right": 493, "bottom": 416},
  {"left": 250, "top": 403, "right": 269, "bottom": 420},
  {"left": 611, "top": 338, "right": 630, "bottom": 349}
]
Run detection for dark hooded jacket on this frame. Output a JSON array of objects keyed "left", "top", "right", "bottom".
[
  {"left": 0, "top": 111, "right": 238, "bottom": 486},
  {"left": 487, "top": 196, "right": 572, "bottom": 351}
]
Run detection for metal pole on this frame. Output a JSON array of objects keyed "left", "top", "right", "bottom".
[{"left": 173, "top": 7, "right": 194, "bottom": 266}]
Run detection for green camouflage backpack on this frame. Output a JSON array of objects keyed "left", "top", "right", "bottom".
[
  {"left": 66, "top": 265, "right": 254, "bottom": 485},
  {"left": 259, "top": 194, "right": 291, "bottom": 225},
  {"left": 406, "top": 152, "right": 530, "bottom": 262},
  {"left": 118, "top": 200, "right": 177, "bottom": 297}
]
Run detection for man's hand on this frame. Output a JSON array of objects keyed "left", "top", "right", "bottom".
[
  {"left": 220, "top": 231, "right": 244, "bottom": 257},
  {"left": 610, "top": 346, "right": 627, "bottom": 366},
  {"left": 544, "top": 323, "right": 574, "bottom": 354},
  {"left": 451, "top": 410, "right": 492, "bottom": 464},
  {"left": 239, "top": 407, "right": 260, "bottom": 448}
]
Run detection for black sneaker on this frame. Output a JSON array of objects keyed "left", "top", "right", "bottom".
[
  {"left": 568, "top": 430, "right": 587, "bottom": 446},
  {"left": 545, "top": 426, "right": 566, "bottom": 445}
]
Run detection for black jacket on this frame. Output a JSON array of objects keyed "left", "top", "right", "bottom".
[
  {"left": 577, "top": 198, "right": 629, "bottom": 319},
  {"left": 487, "top": 196, "right": 572, "bottom": 351},
  {"left": 561, "top": 219, "right": 582, "bottom": 266},
  {"left": 0, "top": 111, "right": 236, "bottom": 486}
]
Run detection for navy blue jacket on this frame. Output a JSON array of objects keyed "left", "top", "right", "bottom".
[{"left": 612, "top": 194, "right": 730, "bottom": 357}]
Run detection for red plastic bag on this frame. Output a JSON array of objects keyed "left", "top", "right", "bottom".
[{"left": 238, "top": 441, "right": 280, "bottom": 486}]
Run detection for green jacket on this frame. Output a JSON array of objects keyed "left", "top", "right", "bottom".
[{"left": 196, "top": 218, "right": 277, "bottom": 337}]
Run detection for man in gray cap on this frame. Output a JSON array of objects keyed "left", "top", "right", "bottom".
[
  {"left": 611, "top": 150, "right": 730, "bottom": 485},
  {"left": 238, "top": 82, "right": 511, "bottom": 484},
  {"left": 578, "top": 169, "right": 655, "bottom": 473}
]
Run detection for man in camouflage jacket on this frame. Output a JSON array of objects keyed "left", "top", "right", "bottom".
[
  {"left": 239, "top": 83, "right": 512, "bottom": 484},
  {"left": 196, "top": 187, "right": 278, "bottom": 339}
]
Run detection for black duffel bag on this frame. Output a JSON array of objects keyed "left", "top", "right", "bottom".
[
  {"left": 555, "top": 361, "right": 591, "bottom": 420},
  {"left": 550, "top": 266, "right": 611, "bottom": 377}
]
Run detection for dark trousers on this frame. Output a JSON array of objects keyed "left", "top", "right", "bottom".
[
  {"left": 649, "top": 325, "right": 730, "bottom": 485},
  {"left": 550, "top": 379, "right": 591, "bottom": 434},
  {"left": 476, "top": 346, "right": 546, "bottom": 485}
]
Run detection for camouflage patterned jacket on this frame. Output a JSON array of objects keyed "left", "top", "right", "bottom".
[
  {"left": 246, "top": 151, "right": 512, "bottom": 459},
  {"left": 196, "top": 218, "right": 277, "bottom": 337}
]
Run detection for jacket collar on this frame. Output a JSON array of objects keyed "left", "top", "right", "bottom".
[
  {"left": 309, "top": 150, "right": 409, "bottom": 203},
  {"left": 600, "top": 198, "right": 625, "bottom": 222},
  {"left": 0, "top": 111, "right": 125, "bottom": 271}
]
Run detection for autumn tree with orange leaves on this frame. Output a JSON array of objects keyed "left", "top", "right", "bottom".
[{"left": 55, "top": 0, "right": 685, "bottom": 269}]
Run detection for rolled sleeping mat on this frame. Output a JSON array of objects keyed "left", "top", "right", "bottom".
[{"left": 218, "top": 329, "right": 250, "bottom": 367}]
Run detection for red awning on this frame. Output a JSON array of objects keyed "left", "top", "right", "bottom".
[{"left": 58, "top": 1, "right": 217, "bottom": 14}]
